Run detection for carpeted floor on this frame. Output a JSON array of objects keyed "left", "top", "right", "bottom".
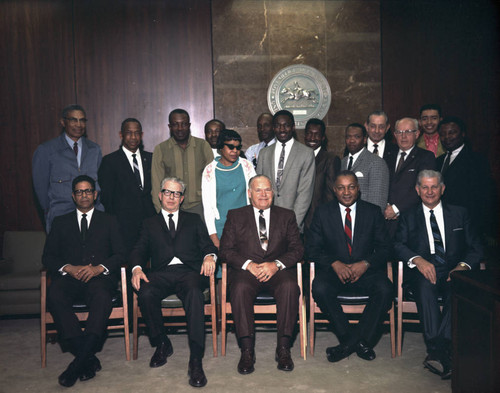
[{"left": 0, "top": 318, "right": 451, "bottom": 392}]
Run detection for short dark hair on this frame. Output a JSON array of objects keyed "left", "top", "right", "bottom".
[
  {"left": 335, "top": 170, "right": 359, "bottom": 184},
  {"left": 72, "top": 175, "right": 95, "bottom": 191},
  {"left": 345, "top": 123, "right": 367, "bottom": 137},
  {"left": 204, "top": 119, "right": 225, "bottom": 132},
  {"left": 366, "top": 110, "right": 389, "bottom": 125},
  {"left": 438, "top": 116, "right": 466, "bottom": 134},
  {"left": 305, "top": 118, "right": 326, "bottom": 135},
  {"left": 216, "top": 129, "right": 242, "bottom": 149},
  {"left": 168, "top": 109, "right": 190, "bottom": 124},
  {"left": 273, "top": 110, "right": 294, "bottom": 125},
  {"left": 62, "top": 104, "right": 86, "bottom": 118},
  {"left": 419, "top": 104, "right": 442, "bottom": 117},
  {"left": 121, "top": 118, "right": 142, "bottom": 132}
]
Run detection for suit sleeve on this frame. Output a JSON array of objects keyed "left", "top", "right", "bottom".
[
  {"left": 219, "top": 210, "right": 249, "bottom": 269},
  {"left": 367, "top": 158, "right": 389, "bottom": 212},
  {"left": 32, "top": 144, "right": 50, "bottom": 211},
  {"left": 393, "top": 211, "right": 419, "bottom": 263},
  {"left": 97, "top": 156, "right": 116, "bottom": 214},
  {"left": 293, "top": 149, "right": 316, "bottom": 227},
  {"left": 42, "top": 216, "right": 67, "bottom": 273},
  {"left": 151, "top": 144, "right": 164, "bottom": 212}
]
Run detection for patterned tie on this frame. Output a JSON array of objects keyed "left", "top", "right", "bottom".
[
  {"left": 132, "top": 154, "right": 143, "bottom": 190},
  {"left": 395, "top": 151, "right": 406, "bottom": 173},
  {"left": 347, "top": 156, "right": 353, "bottom": 171},
  {"left": 275, "top": 143, "right": 286, "bottom": 191},
  {"left": 81, "top": 213, "right": 88, "bottom": 241},
  {"left": 168, "top": 213, "right": 176, "bottom": 238},
  {"left": 441, "top": 151, "right": 451, "bottom": 175},
  {"left": 429, "top": 210, "right": 445, "bottom": 264},
  {"left": 373, "top": 144, "right": 379, "bottom": 156},
  {"left": 73, "top": 141, "right": 78, "bottom": 156},
  {"left": 259, "top": 209, "right": 268, "bottom": 251},
  {"left": 344, "top": 207, "right": 352, "bottom": 255}
]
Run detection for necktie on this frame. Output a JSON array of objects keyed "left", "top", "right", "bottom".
[
  {"left": 81, "top": 213, "right": 88, "bottom": 241},
  {"left": 132, "top": 154, "right": 143, "bottom": 190},
  {"left": 259, "top": 209, "right": 268, "bottom": 251},
  {"left": 344, "top": 207, "right": 352, "bottom": 255},
  {"left": 276, "top": 143, "right": 286, "bottom": 191},
  {"left": 168, "top": 213, "right": 176, "bottom": 238},
  {"left": 395, "top": 151, "right": 406, "bottom": 173},
  {"left": 347, "top": 156, "right": 353, "bottom": 170},
  {"left": 441, "top": 151, "right": 451, "bottom": 175},
  {"left": 73, "top": 142, "right": 78, "bottom": 156},
  {"left": 429, "top": 210, "right": 445, "bottom": 264},
  {"left": 373, "top": 144, "right": 379, "bottom": 156}
]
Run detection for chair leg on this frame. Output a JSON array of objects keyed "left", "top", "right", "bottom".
[
  {"left": 209, "top": 275, "right": 217, "bottom": 357},
  {"left": 120, "top": 267, "right": 131, "bottom": 361},
  {"left": 41, "top": 271, "right": 47, "bottom": 368},
  {"left": 390, "top": 303, "right": 396, "bottom": 358},
  {"left": 397, "top": 261, "right": 403, "bottom": 357},
  {"left": 133, "top": 293, "right": 139, "bottom": 360},
  {"left": 221, "top": 300, "right": 227, "bottom": 356}
]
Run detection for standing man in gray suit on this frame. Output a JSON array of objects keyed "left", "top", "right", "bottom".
[
  {"left": 341, "top": 123, "right": 389, "bottom": 213},
  {"left": 256, "top": 110, "right": 315, "bottom": 231}
]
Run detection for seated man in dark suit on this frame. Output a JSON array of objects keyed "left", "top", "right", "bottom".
[
  {"left": 220, "top": 175, "right": 303, "bottom": 374},
  {"left": 307, "top": 170, "right": 392, "bottom": 363},
  {"left": 130, "top": 177, "right": 217, "bottom": 388},
  {"left": 394, "top": 170, "right": 482, "bottom": 379},
  {"left": 43, "top": 175, "right": 125, "bottom": 387}
]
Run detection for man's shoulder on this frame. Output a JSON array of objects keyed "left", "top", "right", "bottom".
[
  {"left": 36, "top": 133, "right": 65, "bottom": 151},
  {"left": 81, "top": 137, "right": 101, "bottom": 150},
  {"left": 292, "top": 140, "right": 313, "bottom": 155},
  {"left": 413, "top": 146, "right": 435, "bottom": 159},
  {"left": 102, "top": 149, "right": 123, "bottom": 162}
]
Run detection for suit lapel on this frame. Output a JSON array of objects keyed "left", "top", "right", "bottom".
[
  {"left": 398, "top": 147, "right": 418, "bottom": 174},
  {"left": 442, "top": 204, "right": 455, "bottom": 257},
  {"left": 142, "top": 152, "right": 152, "bottom": 192},
  {"left": 281, "top": 141, "right": 298, "bottom": 184},
  {"left": 331, "top": 202, "right": 351, "bottom": 256},
  {"left": 416, "top": 204, "right": 432, "bottom": 253}
]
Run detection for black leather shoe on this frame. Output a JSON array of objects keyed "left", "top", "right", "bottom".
[
  {"left": 326, "top": 343, "right": 355, "bottom": 363},
  {"left": 149, "top": 339, "right": 173, "bottom": 368},
  {"left": 237, "top": 348, "right": 256, "bottom": 375},
  {"left": 79, "top": 355, "right": 101, "bottom": 381},
  {"left": 423, "top": 354, "right": 445, "bottom": 376},
  {"left": 356, "top": 340, "right": 376, "bottom": 361},
  {"left": 275, "top": 346, "right": 294, "bottom": 371},
  {"left": 188, "top": 358, "right": 207, "bottom": 388},
  {"left": 58, "top": 361, "right": 80, "bottom": 387}
]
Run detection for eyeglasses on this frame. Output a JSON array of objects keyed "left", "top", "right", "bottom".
[
  {"left": 223, "top": 143, "right": 242, "bottom": 151},
  {"left": 394, "top": 129, "right": 417, "bottom": 136},
  {"left": 73, "top": 188, "right": 94, "bottom": 196},
  {"left": 64, "top": 117, "right": 88, "bottom": 124},
  {"left": 161, "top": 189, "right": 183, "bottom": 198}
]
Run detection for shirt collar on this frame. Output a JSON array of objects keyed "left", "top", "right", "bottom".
[
  {"left": 122, "top": 145, "right": 141, "bottom": 159},
  {"left": 65, "top": 133, "right": 81, "bottom": 148}
]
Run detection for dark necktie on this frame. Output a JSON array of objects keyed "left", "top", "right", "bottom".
[
  {"left": 441, "top": 151, "right": 451, "bottom": 175},
  {"left": 81, "top": 213, "right": 88, "bottom": 241},
  {"left": 73, "top": 142, "right": 78, "bottom": 156},
  {"left": 168, "top": 213, "right": 176, "bottom": 238},
  {"left": 347, "top": 156, "right": 353, "bottom": 170},
  {"left": 132, "top": 154, "right": 143, "bottom": 190},
  {"left": 259, "top": 209, "right": 268, "bottom": 251},
  {"left": 276, "top": 143, "right": 286, "bottom": 190},
  {"left": 395, "top": 151, "right": 406, "bottom": 173},
  {"left": 344, "top": 207, "right": 352, "bottom": 255},
  {"left": 429, "top": 210, "right": 445, "bottom": 265},
  {"left": 373, "top": 144, "right": 379, "bottom": 156}
]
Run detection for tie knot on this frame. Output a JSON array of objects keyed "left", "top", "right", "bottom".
[
  {"left": 168, "top": 213, "right": 173, "bottom": 218},
  {"left": 132, "top": 153, "right": 136, "bottom": 158},
  {"left": 282, "top": 143, "right": 286, "bottom": 148},
  {"left": 82, "top": 213, "right": 87, "bottom": 218},
  {"left": 374, "top": 144, "right": 378, "bottom": 148},
  {"left": 429, "top": 210, "right": 434, "bottom": 214},
  {"left": 401, "top": 152, "right": 406, "bottom": 157},
  {"left": 345, "top": 207, "right": 351, "bottom": 213},
  {"left": 259, "top": 209, "right": 264, "bottom": 215}
]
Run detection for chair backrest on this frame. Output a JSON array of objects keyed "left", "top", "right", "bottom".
[{"left": 2, "top": 231, "right": 46, "bottom": 274}]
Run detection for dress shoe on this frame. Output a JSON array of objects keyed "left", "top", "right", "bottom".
[
  {"left": 355, "top": 340, "right": 376, "bottom": 361},
  {"left": 149, "top": 339, "right": 173, "bottom": 368},
  {"left": 275, "top": 346, "right": 294, "bottom": 371},
  {"left": 238, "top": 348, "right": 256, "bottom": 375},
  {"left": 326, "top": 343, "right": 355, "bottom": 363},
  {"left": 58, "top": 361, "right": 80, "bottom": 387},
  {"left": 79, "top": 355, "right": 101, "bottom": 381},
  {"left": 188, "top": 358, "right": 207, "bottom": 388},
  {"left": 423, "top": 354, "right": 450, "bottom": 378}
]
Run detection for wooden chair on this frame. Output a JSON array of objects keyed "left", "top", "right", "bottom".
[
  {"left": 309, "top": 261, "right": 396, "bottom": 358},
  {"left": 396, "top": 260, "right": 486, "bottom": 356},
  {"left": 40, "top": 266, "right": 130, "bottom": 367},
  {"left": 132, "top": 273, "right": 217, "bottom": 358},
  {"left": 220, "top": 262, "right": 306, "bottom": 359}
]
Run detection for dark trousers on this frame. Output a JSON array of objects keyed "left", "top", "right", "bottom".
[
  {"left": 312, "top": 268, "right": 392, "bottom": 345},
  {"left": 137, "top": 265, "right": 207, "bottom": 357},
  {"left": 229, "top": 268, "right": 299, "bottom": 340},
  {"left": 47, "top": 275, "right": 115, "bottom": 340}
]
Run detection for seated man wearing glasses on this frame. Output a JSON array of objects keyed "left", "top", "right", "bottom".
[
  {"left": 130, "top": 177, "right": 217, "bottom": 388},
  {"left": 384, "top": 117, "right": 435, "bottom": 237},
  {"left": 33, "top": 104, "right": 103, "bottom": 233},
  {"left": 43, "top": 175, "right": 125, "bottom": 387}
]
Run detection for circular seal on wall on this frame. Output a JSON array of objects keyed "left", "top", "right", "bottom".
[{"left": 267, "top": 65, "right": 331, "bottom": 128}]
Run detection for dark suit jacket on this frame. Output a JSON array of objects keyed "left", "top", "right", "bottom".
[
  {"left": 304, "top": 147, "right": 340, "bottom": 230},
  {"left": 98, "top": 149, "right": 156, "bottom": 252},
  {"left": 42, "top": 210, "right": 125, "bottom": 280},
  {"left": 130, "top": 211, "right": 217, "bottom": 273},
  {"left": 386, "top": 146, "right": 435, "bottom": 213},
  {"left": 220, "top": 205, "right": 303, "bottom": 270},
  {"left": 436, "top": 145, "right": 496, "bottom": 236},
  {"left": 394, "top": 203, "right": 482, "bottom": 272},
  {"left": 382, "top": 141, "right": 399, "bottom": 163},
  {"left": 306, "top": 199, "right": 390, "bottom": 272}
]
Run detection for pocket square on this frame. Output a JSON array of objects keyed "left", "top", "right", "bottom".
[
  {"left": 408, "top": 169, "right": 415, "bottom": 172},
  {"left": 453, "top": 228, "right": 464, "bottom": 231},
  {"left": 355, "top": 171, "right": 364, "bottom": 178}
]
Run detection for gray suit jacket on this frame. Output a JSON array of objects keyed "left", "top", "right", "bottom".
[
  {"left": 341, "top": 148, "right": 389, "bottom": 212},
  {"left": 256, "top": 139, "right": 315, "bottom": 230}
]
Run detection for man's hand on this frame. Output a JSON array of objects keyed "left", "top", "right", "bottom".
[
  {"left": 200, "top": 255, "right": 216, "bottom": 276},
  {"left": 447, "top": 263, "right": 469, "bottom": 282},
  {"left": 209, "top": 234, "right": 220, "bottom": 249},
  {"left": 384, "top": 204, "right": 398, "bottom": 220},
  {"left": 331, "top": 261, "right": 352, "bottom": 284},
  {"left": 247, "top": 261, "right": 278, "bottom": 282},
  {"left": 63, "top": 265, "right": 85, "bottom": 280},
  {"left": 76, "top": 264, "right": 104, "bottom": 283},
  {"left": 131, "top": 267, "right": 149, "bottom": 291},
  {"left": 413, "top": 257, "right": 437, "bottom": 284},
  {"left": 348, "top": 261, "right": 369, "bottom": 283}
]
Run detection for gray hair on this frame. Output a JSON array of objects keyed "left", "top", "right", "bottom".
[
  {"left": 160, "top": 177, "right": 186, "bottom": 193},
  {"left": 248, "top": 174, "right": 274, "bottom": 190},
  {"left": 416, "top": 170, "right": 444, "bottom": 187},
  {"left": 395, "top": 117, "right": 418, "bottom": 131}
]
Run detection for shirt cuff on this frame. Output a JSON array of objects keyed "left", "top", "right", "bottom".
[
  {"left": 459, "top": 262, "right": 471, "bottom": 270},
  {"left": 242, "top": 260, "right": 252, "bottom": 270},
  {"left": 132, "top": 265, "right": 142, "bottom": 273},
  {"left": 204, "top": 253, "right": 217, "bottom": 262},
  {"left": 275, "top": 260, "right": 286, "bottom": 270},
  {"left": 392, "top": 204, "right": 400, "bottom": 215},
  {"left": 407, "top": 256, "right": 420, "bottom": 268},
  {"left": 59, "top": 264, "right": 69, "bottom": 275},
  {"left": 100, "top": 264, "right": 109, "bottom": 275}
]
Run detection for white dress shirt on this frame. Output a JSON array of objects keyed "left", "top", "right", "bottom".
[
  {"left": 367, "top": 138, "right": 386, "bottom": 157},
  {"left": 65, "top": 133, "right": 82, "bottom": 167},
  {"left": 274, "top": 138, "right": 294, "bottom": 178},
  {"left": 122, "top": 146, "right": 144, "bottom": 187},
  {"left": 339, "top": 202, "right": 357, "bottom": 239}
]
